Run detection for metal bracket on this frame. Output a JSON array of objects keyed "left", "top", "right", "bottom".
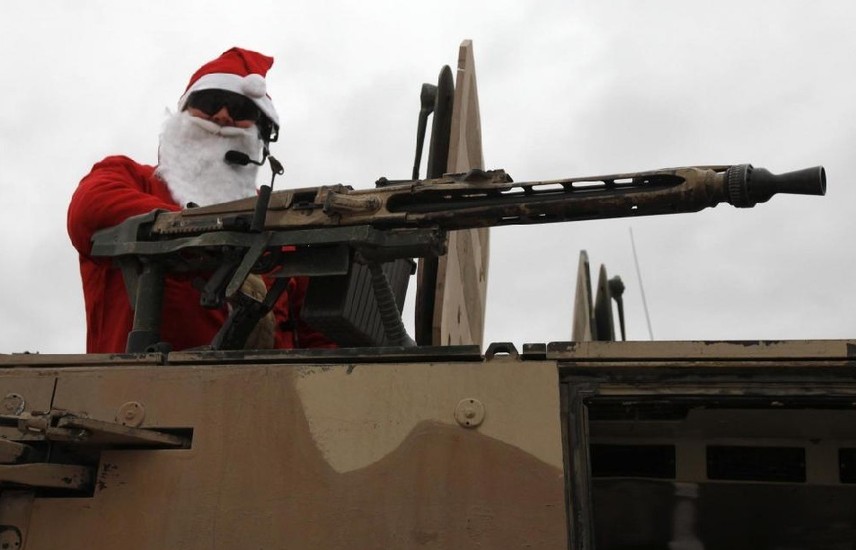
[
  {"left": 0, "top": 411, "right": 189, "bottom": 449},
  {"left": 484, "top": 342, "right": 519, "bottom": 360}
]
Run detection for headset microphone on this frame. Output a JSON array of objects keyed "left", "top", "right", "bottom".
[
  {"left": 224, "top": 150, "right": 284, "bottom": 177},
  {"left": 224, "top": 150, "right": 263, "bottom": 166}
]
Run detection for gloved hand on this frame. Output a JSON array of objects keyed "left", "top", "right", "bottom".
[{"left": 233, "top": 274, "right": 276, "bottom": 350}]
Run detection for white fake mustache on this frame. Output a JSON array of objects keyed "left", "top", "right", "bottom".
[{"left": 185, "top": 115, "right": 259, "bottom": 138}]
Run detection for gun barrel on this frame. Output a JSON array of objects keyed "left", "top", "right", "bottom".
[
  {"left": 143, "top": 163, "right": 827, "bottom": 237},
  {"left": 727, "top": 164, "right": 826, "bottom": 207}
]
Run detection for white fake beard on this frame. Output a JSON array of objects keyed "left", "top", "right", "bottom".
[{"left": 156, "top": 111, "right": 262, "bottom": 208}]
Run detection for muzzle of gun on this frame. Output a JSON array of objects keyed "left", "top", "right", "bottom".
[{"left": 726, "top": 164, "right": 826, "bottom": 207}]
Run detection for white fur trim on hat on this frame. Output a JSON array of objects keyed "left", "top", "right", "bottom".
[{"left": 178, "top": 72, "right": 279, "bottom": 126}]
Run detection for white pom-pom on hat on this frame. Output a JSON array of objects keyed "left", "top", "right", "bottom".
[{"left": 241, "top": 74, "right": 267, "bottom": 98}]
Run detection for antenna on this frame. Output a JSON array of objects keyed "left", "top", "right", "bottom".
[{"left": 629, "top": 227, "right": 654, "bottom": 340}]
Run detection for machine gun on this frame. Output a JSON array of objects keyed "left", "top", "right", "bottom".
[{"left": 91, "top": 163, "right": 825, "bottom": 353}]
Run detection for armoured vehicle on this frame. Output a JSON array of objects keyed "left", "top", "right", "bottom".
[{"left": 0, "top": 42, "right": 844, "bottom": 549}]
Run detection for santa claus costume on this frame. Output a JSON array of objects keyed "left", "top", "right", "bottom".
[{"left": 68, "top": 47, "right": 331, "bottom": 353}]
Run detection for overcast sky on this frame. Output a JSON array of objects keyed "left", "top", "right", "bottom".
[{"left": 0, "top": 1, "right": 853, "bottom": 353}]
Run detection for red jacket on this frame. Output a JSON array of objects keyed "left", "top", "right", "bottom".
[{"left": 68, "top": 155, "right": 332, "bottom": 353}]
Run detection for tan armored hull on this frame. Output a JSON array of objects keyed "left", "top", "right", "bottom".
[
  {"left": 2, "top": 341, "right": 856, "bottom": 548},
  {"left": 0, "top": 348, "right": 567, "bottom": 548}
]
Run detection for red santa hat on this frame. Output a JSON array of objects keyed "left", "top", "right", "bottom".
[{"left": 177, "top": 47, "right": 280, "bottom": 127}]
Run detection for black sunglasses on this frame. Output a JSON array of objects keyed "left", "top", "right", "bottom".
[{"left": 186, "top": 89, "right": 262, "bottom": 122}]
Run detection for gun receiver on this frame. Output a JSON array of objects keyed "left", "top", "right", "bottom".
[{"left": 146, "top": 164, "right": 825, "bottom": 237}]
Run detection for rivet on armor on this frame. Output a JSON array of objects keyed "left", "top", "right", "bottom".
[
  {"left": 454, "top": 398, "right": 485, "bottom": 429},
  {"left": 117, "top": 401, "right": 145, "bottom": 427}
]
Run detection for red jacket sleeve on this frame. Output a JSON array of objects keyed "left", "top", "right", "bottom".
[
  {"left": 68, "top": 156, "right": 214, "bottom": 353},
  {"left": 68, "top": 156, "right": 180, "bottom": 256}
]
